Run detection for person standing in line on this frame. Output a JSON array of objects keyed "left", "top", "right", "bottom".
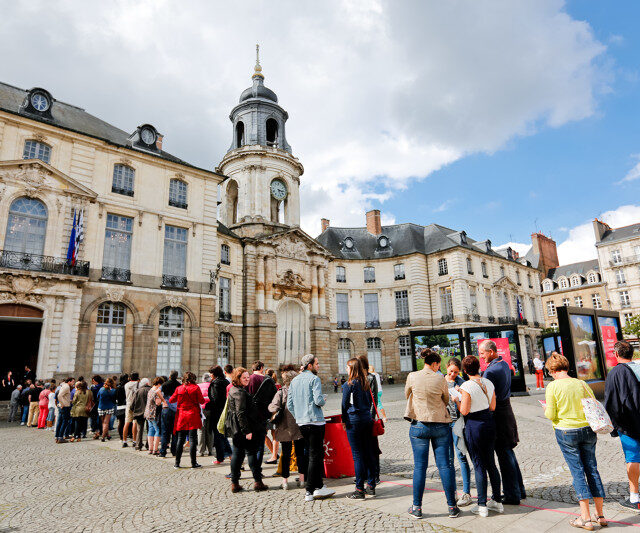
[
  {"left": 37, "top": 382, "right": 51, "bottom": 429},
  {"left": 9, "top": 384, "right": 22, "bottom": 422},
  {"left": 1, "top": 370, "right": 15, "bottom": 401},
  {"left": 19, "top": 382, "right": 33, "bottom": 425},
  {"left": 97, "top": 378, "right": 117, "bottom": 442},
  {"left": 544, "top": 353, "right": 607, "bottom": 529},
  {"left": 264, "top": 368, "right": 281, "bottom": 464},
  {"left": 115, "top": 374, "right": 129, "bottom": 442},
  {"left": 268, "top": 367, "right": 306, "bottom": 490},
  {"left": 122, "top": 372, "right": 140, "bottom": 448},
  {"left": 131, "top": 378, "right": 151, "bottom": 451},
  {"left": 159, "top": 370, "right": 180, "bottom": 458},
  {"left": 248, "top": 361, "right": 278, "bottom": 466},
  {"left": 604, "top": 340, "right": 640, "bottom": 513},
  {"left": 455, "top": 356, "right": 502, "bottom": 518},
  {"left": 89, "top": 376, "right": 103, "bottom": 439},
  {"left": 70, "top": 380, "right": 92, "bottom": 441},
  {"left": 197, "top": 372, "right": 214, "bottom": 457},
  {"left": 23, "top": 365, "right": 35, "bottom": 384},
  {"left": 224, "top": 364, "right": 234, "bottom": 383},
  {"left": 533, "top": 353, "right": 545, "bottom": 390},
  {"left": 46, "top": 383, "right": 57, "bottom": 430},
  {"left": 226, "top": 367, "right": 268, "bottom": 492},
  {"left": 170, "top": 372, "right": 205, "bottom": 469},
  {"left": 357, "top": 355, "right": 380, "bottom": 484},
  {"left": 287, "top": 354, "right": 335, "bottom": 502},
  {"left": 26, "top": 380, "right": 43, "bottom": 427},
  {"left": 55, "top": 377, "right": 75, "bottom": 444},
  {"left": 342, "top": 358, "right": 377, "bottom": 500},
  {"left": 145, "top": 377, "right": 165, "bottom": 455},
  {"left": 368, "top": 366, "right": 387, "bottom": 422},
  {"left": 444, "top": 358, "right": 473, "bottom": 508},
  {"left": 479, "top": 340, "right": 526, "bottom": 505},
  {"left": 405, "top": 349, "right": 460, "bottom": 520},
  {"left": 208, "top": 365, "right": 231, "bottom": 464}
]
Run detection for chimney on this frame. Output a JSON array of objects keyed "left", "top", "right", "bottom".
[
  {"left": 593, "top": 218, "right": 611, "bottom": 243},
  {"left": 366, "top": 209, "right": 382, "bottom": 235},
  {"left": 321, "top": 218, "right": 330, "bottom": 233},
  {"left": 531, "top": 232, "right": 559, "bottom": 277},
  {"left": 156, "top": 134, "right": 164, "bottom": 151}
]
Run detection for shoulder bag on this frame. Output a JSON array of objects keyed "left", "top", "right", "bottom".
[
  {"left": 370, "top": 389, "right": 385, "bottom": 436},
  {"left": 270, "top": 390, "right": 286, "bottom": 426},
  {"left": 579, "top": 380, "right": 614, "bottom": 434},
  {"left": 84, "top": 391, "right": 93, "bottom": 415},
  {"left": 217, "top": 397, "right": 229, "bottom": 434}
]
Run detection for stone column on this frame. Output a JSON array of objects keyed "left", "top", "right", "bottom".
[
  {"left": 311, "top": 263, "right": 319, "bottom": 315},
  {"left": 256, "top": 255, "right": 265, "bottom": 310},
  {"left": 265, "top": 255, "right": 274, "bottom": 312},
  {"left": 57, "top": 296, "right": 75, "bottom": 373},
  {"left": 317, "top": 265, "right": 326, "bottom": 316}
]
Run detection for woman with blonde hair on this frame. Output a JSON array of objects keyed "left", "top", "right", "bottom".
[{"left": 70, "top": 380, "right": 92, "bottom": 441}]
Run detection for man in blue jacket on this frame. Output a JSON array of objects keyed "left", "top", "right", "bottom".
[
  {"left": 604, "top": 340, "right": 640, "bottom": 512},
  {"left": 287, "top": 354, "right": 335, "bottom": 502}
]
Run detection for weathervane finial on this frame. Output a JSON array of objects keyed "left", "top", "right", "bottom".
[{"left": 253, "top": 43, "right": 264, "bottom": 79}]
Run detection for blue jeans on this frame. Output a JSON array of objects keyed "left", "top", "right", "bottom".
[
  {"left": 346, "top": 420, "right": 376, "bottom": 490},
  {"left": 464, "top": 410, "right": 502, "bottom": 506},
  {"left": 449, "top": 421, "right": 471, "bottom": 494},
  {"left": 55, "top": 406, "right": 71, "bottom": 439},
  {"left": 147, "top": 419, "right": 159, "bottom": 437},
  {"left": 555, "top": 426, "right": 605, "bottom": 501},
  {"left": 409, "top": 421, "right": 457, "bottom": 508},
  {"left": 213, "top": 427, "right": 232, "bottom": 462},
  {"left": 160, "top": 408, "right": 176, "bottom": 456},
  {"left": 21, "top": 405, "right": 29, "bottom": 424}
]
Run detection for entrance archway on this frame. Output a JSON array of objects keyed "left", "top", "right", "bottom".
[
  {"left": 276, "top": 300, "right": 309, "bottom": 365},
  {"left": 0, "top": 304, "right": 43, "bottom": 390}
]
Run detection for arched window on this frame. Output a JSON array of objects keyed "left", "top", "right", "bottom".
[
  {"left": 157, "top": 307, "right": 184, "bottom": 375},
  {"left": 23, "top": 140, "right": 51, "bottom": 163},
  {"left": 366, "top": 337, "right": 383, "bottom": 372},
  {"left": 93, "top": 302, "right": 126, "bottom": 373},
  {"left": 266, "top": 118, "right": 278, "bottom": 147},
  {"left": 221, "top": 243, "right": 230, "bottom": 265},
  {"left": 235, "top": 121, "right": 245, "bottom": 148},
  {"left": 559, "top": 277, "right": 568, "bottom": 289},
  {"left": 337, "top": 338, "right": 353, "bottom": 373},
  {"left": 570, "top": 275, "right": 580, "bottom": 287},
  {"left": 542, "top": 280, "right": 553, "bottom": 292},
  {"left": 169, "top": 179, "right": 188, "bottom": 209},
  {"left": 399, "top": 335, "right": 412, "bottom": 372},
  {"left": 4, "top": 197, "right": 48, "bottom": 258},
  {"left": 226, "top": 180, "right": 239, "bottom": 224},
  {"left": 112, "top": 164, "right": 135, "bottom": 196},
  {"left": 587, "top": 272, "right": 597, "bottom": 284},
  {"left": 218, "top": 332, "right": 233, "bottom": 367}
]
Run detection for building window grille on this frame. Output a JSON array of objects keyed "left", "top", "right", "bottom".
[
  {"left": 111, "top": 164, "right": 135, "bottom": 196},
  {"left": 157, "top": 307, "right": 184, "bottom": 376},
  {"left": 23, "top": 140, "right": 51, "bottom": 163},
  {"left": 169, "top": 179, "right": 188, "bottom": 209},
  {"left": 92, "top": 302, "right": 126, "bottom": 373},
  {"left": 437, "top": 258, "right": 448, "bottom": 276},
  {"left": 364, "top": 266, "right": 375, "bottom": 283}
]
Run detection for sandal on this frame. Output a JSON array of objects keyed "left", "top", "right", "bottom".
[
  {"left": 593, "top": 515, "right": 608, "bottom": 527},
  {"left": 570, "top": 517, "right": 594, "bottom": 531}
]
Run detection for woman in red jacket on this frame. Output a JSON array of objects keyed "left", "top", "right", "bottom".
[{"left": 169, "top": 372, "right": 205, "bottom": 469}]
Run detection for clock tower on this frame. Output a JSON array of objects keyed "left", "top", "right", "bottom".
[{"left": 218, "top": 46, "right": 303, "bottom": 237}]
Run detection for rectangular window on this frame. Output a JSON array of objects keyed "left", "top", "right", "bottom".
[
  {"left": 336, "top": 293, "right": 349, "bottom": 328},
  {"left": 547, "top": 300, "right": 556, "bottom": 317},
  {"left": 466, "top": 257, "right": 474, "bottom": 275},
  {"left": 503, "top": 291, "right": 511, "bottom": 317},
  {"left": 621, "top": 290, "right": 631, "bottom": 308},
  {"left": 218, "top": 332, "right": 231, "bottom": 367},
  {"left": 395, "top": 290, "right": 410, "bottom": 325},
  {"left": 562, "top": 298, "right": 570, "bottom": 307},
  {"left": 336, "top": 265, "right": 346, "bottom": 283},
  {"left": 481, "top": 261, "right": 488, "bottom": 278},
  {"left": 438, "top": 258, "right": 448, "bottom": 275},
  {"left": 624, "top": 313, "right": 633, "bottom": 325},
  {"left": 440, "top": 286, "right": 453, "bottom": 319},
  {"left": 574, "top": 296, "right": 583, "bottom": 307},
  {"left": 169, "top": 179, "right": 188, "bottom": 209},
  {"left": 111, "top": 164, "right": 135, "bottom": 196},
  {"left": 592, "top": 293, "right": 602, "bottom": 309},
  {"left": 516, "top": 271, "right": 521, "bottom": 285},
  {"left": 399, "top": 336, "right": 412, "bottom": 372},
  {"left": 366, "top": 338, "right": 383, "bottom": 371},
  {"left": 219, "top": 277, "right": 231, "bottom": 319},
  {"left": 92, "top": 303, "right": 126, "bottom": 373},
  {"left": 394, "top": 263, "right": 405, "bottom": 280},
  {"left": 102, "top": 214, "right": 133, "bottom": 280},
  {"left": 485, "top": 288, "right": 493, "bottom": 316},
  {"left": 163, "top": 225, "right": 188, "bottom": 279},
  {"left": 530, "top": 297, "right": 537, "bottom": 322},
  {"left": 337, "top": 339, "right": 352, "bottom": 371},
  {"left": 364, "top": 266, "right": 375, "bottom": 283},
  {"left": 616, "top": 269, "right": 626, "bottom": 285},
  {"left": 364, "top": 293, "right": 379, "bottom": 328},
  {"left": 612, "top": 249, "right": 622, "bottom": 264},
  {"left": 527, "top": 273, "right": 533, "bottom": 288},
  {"left": 469, "top": 286, "right": 478, "bottom": 314},
  {"left": 500, "top": 266, "right": 505, "bottom": 278},
  {"left": 220, "top": 244, "right": 230, "bottom": 265}
]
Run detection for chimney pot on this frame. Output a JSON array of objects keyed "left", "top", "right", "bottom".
[
  {"left": 156, "top": 134, "right": 164, "bottom": 151},
  {"left": 366, "top": 209, "right": 382, "bottom": 235},
  {"left": 321, "top": 218, "right": 330, "bottom": 232}
]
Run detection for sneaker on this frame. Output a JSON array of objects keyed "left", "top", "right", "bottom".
[
  {"left": 472, "top": 505, "right": 489, "bottom": 518},
  {"left": 620, "top": 498, "right": 640, "bottom": 512},
  {"left": 173, "top": 465, "right": 181, "bottom": 469},
  {"left": 364, "top": 485, "right": 376, "bottom": 497},
  {"left": 225, "top": 473, "right": 232, "bottom": 479},
  {"left": 346, "top": 489, "right": 365, "bottom": 500},
  {"left": 212, "top": 460, "right": 223, "bottom": 465},
  {"left": 282, "top": 480, "right": 289, "bottom": 490},
  {"left": 122, "top": 442, "right": 128, "bottom": 448},
  {"left": 448, "top": 506, "right": 461, "bottom": 518},
  {"left": 192, "top": 463, "right": 202, "bottom": 469},
  {"left": 20, "top": 422, "right": 25, "bottom": 426},
  {"left": 313, "top": 485, "right": 336, "bottom": 499},
  {"left": 486, "top": 499, "right": 504, "bottom": 513},
  {"left": 457, "top": 493, "right": 473, "bottom": 507},
  {"left": 304, "top": 491, "right": 314, "bottom": 502},
  {"left": 407, "top": 506, "right": 423, "bottom": 519}
]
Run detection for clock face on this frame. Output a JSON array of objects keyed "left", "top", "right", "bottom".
[
  {"left": 140, "top": 127, "right": 156, "bottom": 145},
  {"left": 31, "top": 93, "right": 50, "bottom": 112},
  {"left": 270, "top": 179, "right": 287, "bottom": 200}
]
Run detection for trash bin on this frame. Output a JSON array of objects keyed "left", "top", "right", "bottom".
[{"left": 323, "top": 414, "right": 354, "bottom": 478}]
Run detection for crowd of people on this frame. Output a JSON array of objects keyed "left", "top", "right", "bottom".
[{"left": 4, "top": 339, "right": 640, "bottom": 527}]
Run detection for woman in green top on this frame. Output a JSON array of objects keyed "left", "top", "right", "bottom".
[{"left": 543, "top": 353, "right": 607, "bottom": 530}]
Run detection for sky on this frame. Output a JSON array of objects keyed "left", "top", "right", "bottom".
[{"left": 1, "top": 0, "right": 639, "bottom": 265}]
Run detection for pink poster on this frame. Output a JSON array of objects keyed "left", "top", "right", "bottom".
[
  {"left": 477, "top": 337, "right": 513, "bottom": 372},
  {"left": 600, "top": 325, "right": 618, "bottom": 369}
]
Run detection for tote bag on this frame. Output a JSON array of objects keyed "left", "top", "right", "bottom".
[
  {"left": 580, "top": 381, "right": 614, "bottom": 435},
  {"left": 216, "top": 397, "right": 228, "bottom": 434}
]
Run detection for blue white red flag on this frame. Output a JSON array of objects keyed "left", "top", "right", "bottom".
[
  {"left": 517, "top": 296, "right": 524, "bottom": 321},
  {"left": 66, "top": 210, "right": 77, "bottom": 266}
]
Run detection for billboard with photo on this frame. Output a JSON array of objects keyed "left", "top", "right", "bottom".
[{"left": 411, "top": 330, "right": 464, "bottom": 373}]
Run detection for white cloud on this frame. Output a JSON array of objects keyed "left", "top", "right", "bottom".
[
  {"left": 618, "top": 159, "right": 640, "bottom": 184},
  {"left": 0, "top": 0, "right": 608, "bottom": 235},
  {"left": 495, "top": 242, "right": 532, "bottom": 257}
]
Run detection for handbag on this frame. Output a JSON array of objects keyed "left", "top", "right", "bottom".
[
  {"left": 217, "top": 397, "right": 228, "bottom": 434},
  {"left": 270, "top": 390, "right": 285, "bottom": 426},
  {"left": 579, "top": 381, "right": 614, "bottom": 435},
  {"left": 84, "top": 392, "right": 93, "bottom": 415},
  {"left": 370, "top": 389, "right": 385, "bottom": 436}
]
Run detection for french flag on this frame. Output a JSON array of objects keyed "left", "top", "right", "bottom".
[
  {"left": 517, "top": 296, "right": 524, "bottom": 321},
  {"left": 66, "top": 210, "right": 77, "bottom": 266}
]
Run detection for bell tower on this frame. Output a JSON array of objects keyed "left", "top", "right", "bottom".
[{"left": 218, "top": 46, "right": 303, "bottom": 237}]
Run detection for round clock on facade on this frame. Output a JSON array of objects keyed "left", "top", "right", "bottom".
[
  {"left": 270, "top": 179, "right": 287, "bottom": 200},
  {"left": 140, "top": 127, "right": 156, "bottom": 145},
  {"left": 31, "top": 92, "right": 50, "bottom": 112}
]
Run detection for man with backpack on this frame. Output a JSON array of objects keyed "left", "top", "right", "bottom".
[
  {"left": 604, "top": 340, "right": 640, "bottom": 511},
  {"left": 247, "top": 361, "right": 277, "bottom": 466}
]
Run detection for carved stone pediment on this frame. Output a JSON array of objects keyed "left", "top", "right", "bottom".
[
  {"left": 493, "top": 276, "right": 518, "bottom": 290},
  {"left": 0, "top": 273, "right": 55, "bottom": 300},
  {"left": 104, "top": 287, "right": 125, "bottom": 302},
  {"left": 260, "top": 227, "right": 332, "bottom": 260},
  {"left": 274, "top": 235, "right": 309, "bottom": 259},
  {"left": 273, "top": 269, "right": 311, "bottom": 303},
  {"left": 167, "top": 295, "right": 183, "bottom": 308}
]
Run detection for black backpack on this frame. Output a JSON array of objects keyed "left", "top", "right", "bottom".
[{"left": 251, "top": 377, "right": 277, "bottom": 421}]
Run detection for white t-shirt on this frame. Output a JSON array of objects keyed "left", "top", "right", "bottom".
[
  {"left": 372, "top": 372, "right": 382, "bottom": 393},
  {"left": 533, "top": 358, "right": 544, "bottom": 370},
  {"left": 48, "top": 390, "right": 56, "bottom": 409},
  {"left": 460, "top": 378, "right": 495, "bottom": 413}
]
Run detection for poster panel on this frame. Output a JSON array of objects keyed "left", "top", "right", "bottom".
[
  {"left": 468, "top": 329, "right": 522, "bottom": 378},
  {"left": 597, "top": 316, "right": 620, "bottom": 371},
  {"left": 542, "top": 337, "right": 556, "bottom": 358},
  {"left": 412, "top": 332, "right": 463, "bottom": 373},
  {"left": 477, "top": 337, "right": 513, "bottom": 372},
  {"left": 569, "top": 313, "right": 603, "bottom": 381}
]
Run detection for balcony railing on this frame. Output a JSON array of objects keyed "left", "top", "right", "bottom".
[
  {"left": 336, "top": 275, "right": 346, "bottom": 283},
  {"left": 517, "top": 317, "right": 529, "bottom": 325},
  {"left": 218, "top": 311, "right": 232, "bottom": 321},
  {"left": 168, "top": 199, "right": 188, "bottom": 209},
  {"left": 609, "top": 255, "right": 640, "bottom": 267},
  {"left": 396, "top": 317, "right": 411, "bottom": 327},
  {"left": 337, "top": 321, "right": 350, "bottom": 329},
  {"left": 364, "top": 278, "right": 375, "bottom": 283},
  {"left": 498, "top": 316, "right": 512, "bottom": 324},
  {"left": 0, "top": 250, "right": 90, "bottom": 277},
  {"left": 487, "top": 315, "right": 496, "bottom": 323},
  {"left": 616, "top": 280, "right": 627, "bottom": 287},
  {"left": 101, "top": 267, "right": 131, "bottom": 283},
  {"left": 468, "top": 313, "right": 481, "bottom": 323},
  {"left": 621, "top": 302, "right": 632, "bottom": 309},
  {"left": 365, "top": 320, "right": 380, "bottom": 329},
  {"left": 441, "top": 314, "right": 454, "bottom": 324},
  {"left": 162, "top": 275, "right": 188, "bottom": 289},
  {"left": 394, "top": 274, "right": 405, "bottom": 280},
  {"left": 111, "top": 186, "right": 134, "bottom": 197}
]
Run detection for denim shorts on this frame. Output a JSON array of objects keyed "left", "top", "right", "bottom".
[
  {"left": 620, "top": 433, "right": 640, "bottom": 463},
  {"left": 147, "top": 419, "right": 159, "bottom": 437}
]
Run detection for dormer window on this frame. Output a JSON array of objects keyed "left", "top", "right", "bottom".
[
  {"left": 460, "top": 231, "right": 467, "bottom": 245},
  {"left": 140, "top": 126, "right": 157, "bottom": 146},
  {"left": 587, "top": 271, "right": 597, "bottom": 284},
  {"left": 377, "top": 235, "right": 389, "bottom": 249},
  {"left": 23, "top": 140, "right": 51, "bottom": 163},
  {"left": 570, "top": 275, "right": 580, "bottom": 287},
  {"left": 112, "top": 164, "right": 135, "bottom": 197},
  {"left": 21, "top": 88, "right": 54, "bottom": 119},
  {"left": 169, "top": 179, "right": 188, "bottom": 209},
  {"left": 343, "top": 237, "right": 355, "bottom": 251},
  {"left": 543, "top": 280, "right": 553, "bottom": 292},
  {"left": 559, "top": 277, "right": 569, "bottom": 289},
  {"left": 130, "top": 124, "right": 159, "bottom": 152}
]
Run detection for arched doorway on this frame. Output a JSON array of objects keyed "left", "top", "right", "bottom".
[
  {"left": 0, "top": 304, "right": 43, "bottom": 391},
  {"left": 276, "top": 300, "right": 309, "bottom": 365}
]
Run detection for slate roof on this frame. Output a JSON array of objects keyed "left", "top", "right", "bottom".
[
  {"left": 217, "top": 222, "right": 241, "bottom": 240},
  {"left": 0, "top": 82, "right": 217, "bottom": 174},
  {"left": 546, "top": 259, "right": 599, "bottom": 281},
  {"left": 316, "top": 222, "right": 532, "bottom": 265},
  {"left": 598, "top": 222, "right": 640, "bottom": 245}
]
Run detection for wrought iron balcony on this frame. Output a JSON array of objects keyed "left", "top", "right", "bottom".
[
  {"left": 364, "top": 278, "right": 375, "bottom": 283},
  {"left": 336, "top": 275, "right": 346, "bottom": 283},
  {"left": 337, "top": 321, "right": 351, "bottom": 329},
  {"left": 0, "top": 250, "right": 90, "bottom": 277},
  {"left": 487, "top": 315, "right": 496, "bottom": 323},
  {"left": 517, "top": 317, "right": 529, "bottom": 325},
  {"left": 396, "top": 317, "right": 411, "bottom": 327},
  {"left": 168, "top": 199, "right": 188, "bottom": 209},
  {"left": 162, "top": 275, "right": 188, "bottom": 289},
  {"left": 218, "top": 311, "right": 232, "bottom": 322},
  {"left": 365, "top": 320, "right": 380, "bottom": 329},
  {"left": 394, "top": 274, "right": 405, "bottom": 280},
  {"left": 441, "top": 314, "right": 454, "bottom": 324},
  {"left": 534, "top": 321, "right": 541, "bottom": 328},
  {"left": 111, "top": 186, "right": 134, "bottom": 197},
  {"left": 498, "top": 316, "right": 512, "bottom": 324},
  {"left": 609, "top": 255, "right": 640, "bottom": 267},
  {"left": 101, "top": 267, "right": 131, "bottom": 282},
  {"left": 469, "top": 313, "right": 481, "bottom": 322}
]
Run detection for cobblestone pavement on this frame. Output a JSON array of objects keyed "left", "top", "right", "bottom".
[{"left": 0, "top": 374, "right": 632, "bottom": 532}]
